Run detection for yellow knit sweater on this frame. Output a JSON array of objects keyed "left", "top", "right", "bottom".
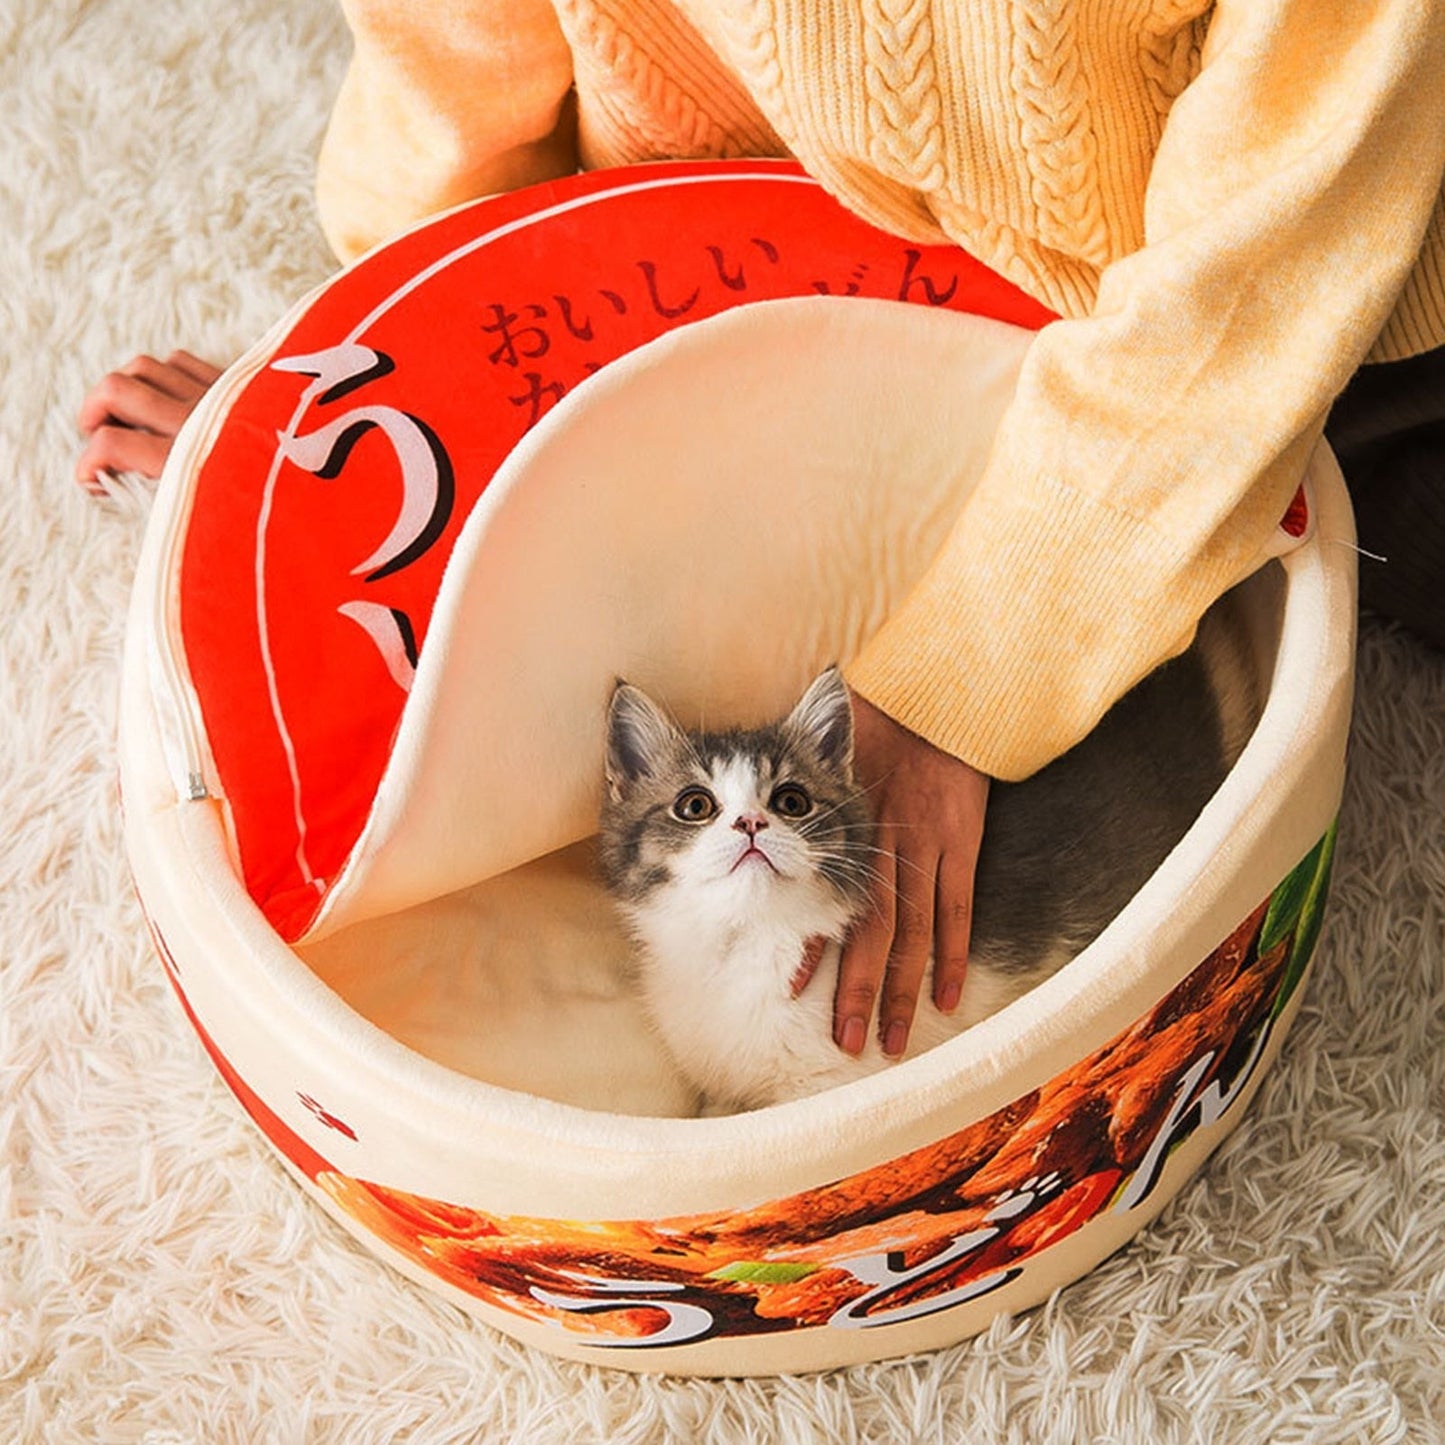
[{"left": 316, "top": 0, "right": 1445, "bottom": 780}]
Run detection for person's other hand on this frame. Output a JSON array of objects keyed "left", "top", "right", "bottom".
[
  {"left": 835, "top": 689, "right": 990, "bottom": 1058},
  {"left": 77, "top": 351, "right": 221, "bottom": 492}
]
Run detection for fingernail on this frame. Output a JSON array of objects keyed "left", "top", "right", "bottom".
[
  {"left": 938, "top": 981, "right": 962, "bottom": 1013},
  {"left": 839, "top": 1016, "right": 866, "bottom": 1055},
  {"left": 883, "top": 1021, "right": 908, "bottom": 1058}
]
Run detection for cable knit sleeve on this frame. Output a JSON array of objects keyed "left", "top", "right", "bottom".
[
  {"left": 317, "top": 0, "right": 577, "bottom": 263},
  {"left": 844, "top": 0, "right": 1445, "bottom": 780}
]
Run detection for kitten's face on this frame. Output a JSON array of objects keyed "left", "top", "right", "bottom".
[{"left": 600, "top": 669, "right": 873, "bottom": 917}]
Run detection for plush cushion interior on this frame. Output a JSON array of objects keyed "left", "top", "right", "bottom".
[{"left": 291, "top": 295, "right": 1287, "bottom": 1119}]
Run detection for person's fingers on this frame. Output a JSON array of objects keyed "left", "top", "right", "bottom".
[
  {"left": 78, "top": 369, "right": 194, "bottom": 438},
  {"left": 162, "top": 350, "right": 223, "bottom": 390},
  {"left": 119, "top": 353, "right": 211, "bottom": 403},
  {"left": 932, "top": 847, "right": 978, "bottom": 1013},
  {"left": 76, "top": 376, "right": 114, "bottom": 435},
  {"left": 76, "top": 425, "right": 173, "bottom": 486},
  {"left": 878, "top": 845, "right": 936, "bottom": 1056},
  {"left": 834, "top": 834, "right": 896, "bottom": 1055}
]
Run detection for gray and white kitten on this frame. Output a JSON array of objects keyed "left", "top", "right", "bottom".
[{"left": 600, "top": 613, "right": 1255, "bottom": 1113}]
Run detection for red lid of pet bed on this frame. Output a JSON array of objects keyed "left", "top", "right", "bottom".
[{"left": 174, "top": 159, "right": 1056, "bottom": 941}]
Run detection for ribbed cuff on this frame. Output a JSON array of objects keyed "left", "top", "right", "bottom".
[{"left": 1367, "top": 197, "right": 1445, "bottom": 363}]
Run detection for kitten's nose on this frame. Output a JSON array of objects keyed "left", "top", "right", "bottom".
[{"left": 732, "top": 813, "right": 769, "bottom": 837}]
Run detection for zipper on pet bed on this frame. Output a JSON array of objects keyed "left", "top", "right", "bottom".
[
  {"left": 148, "top": 448, "right": 214, "bottom": 804},
  {"left": 149, "top": 610, "right": 210, "bottom": 801},
  {"left": 145, "top": 358, "right": 265, "bottom": 808}
]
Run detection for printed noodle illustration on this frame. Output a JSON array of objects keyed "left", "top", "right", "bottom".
[{"left": 314, "top": 824, "right": 1338, "bottom": 1349}]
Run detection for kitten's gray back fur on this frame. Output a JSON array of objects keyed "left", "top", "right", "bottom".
[{"left": 970, "top": 600, "right": 1257, "bottom": 970}]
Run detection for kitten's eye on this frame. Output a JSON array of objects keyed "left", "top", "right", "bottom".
[
  {"left": 672, "top": 787, "right": 719, "bottom": 823},
  {"left": 769, "top": 784, "right": 812, "bottom": 819}
]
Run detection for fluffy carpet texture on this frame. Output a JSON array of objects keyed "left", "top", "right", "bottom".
[{"left": 2, "top": 2, "right": 1442, "bottom": 1440}]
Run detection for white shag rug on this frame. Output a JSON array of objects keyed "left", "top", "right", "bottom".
[{"left": 3, "top": 2, "right": 1443, "bottom": 1440}]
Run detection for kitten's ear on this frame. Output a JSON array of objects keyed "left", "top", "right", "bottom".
[
  {"left": 786, "top": 666, "right": 854, "bottom": 772},
  {"left": 606, "top": 680, "right": 682, "bottom": 798}
]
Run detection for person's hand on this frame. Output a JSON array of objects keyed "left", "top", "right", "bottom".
[
  {"left": 834, "top": 689, "right": 990, "bottom": 1057},
  {"left": 76, "top": 351, "right": 221, "bottom": 492}
]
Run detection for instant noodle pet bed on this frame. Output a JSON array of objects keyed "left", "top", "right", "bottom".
[{"left": 121, "top": 161, "right": 1356, "bottom": 1376}]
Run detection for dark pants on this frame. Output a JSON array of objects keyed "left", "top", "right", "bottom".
[{"left": 1326, "top": 344, "right": 1445, "bottom": 651}]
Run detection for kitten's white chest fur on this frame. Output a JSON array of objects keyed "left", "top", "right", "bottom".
[
  {"left": 627, "top": 872, "right": 856, "bottom": 1112},
  {"left": 627, "top": 877, "right": 1026, "bottom": 1112}
]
